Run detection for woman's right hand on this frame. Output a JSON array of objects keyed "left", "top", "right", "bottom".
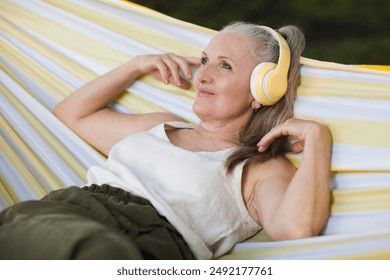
[{"left": 132, "top": 53, "right": 201, "bottom": 89}]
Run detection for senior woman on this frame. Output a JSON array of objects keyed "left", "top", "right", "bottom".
[{"left": 0, "top": 22, "right": 332, "bottom": 260}]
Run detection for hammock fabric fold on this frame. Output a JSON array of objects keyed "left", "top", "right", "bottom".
[{"left": 1, "top": 0, "right": 390, "bottom": 259}]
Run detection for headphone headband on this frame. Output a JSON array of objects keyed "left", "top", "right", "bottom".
[{"left": 250, "top": 26, "right": 291, "bottom": 105}]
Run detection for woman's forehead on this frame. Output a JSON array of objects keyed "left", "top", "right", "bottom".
[{"left": 204, "top": 31, "right": 254, "bottom": 62}]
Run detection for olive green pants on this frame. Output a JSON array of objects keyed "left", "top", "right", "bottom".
[{"left": 0, "top": 184, "right": 194, "bottom": 260}]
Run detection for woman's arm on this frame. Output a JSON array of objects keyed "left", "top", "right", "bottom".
[
  {"left": 54, "top": 53, "right": 200, "bottom": 156},
  {"left": 249, "top": 118, "right": 332, "bottom": 240}
]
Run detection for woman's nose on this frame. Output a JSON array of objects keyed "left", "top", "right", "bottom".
[{"left": 195, "top": 65, "right": 213, "bottom": 84}]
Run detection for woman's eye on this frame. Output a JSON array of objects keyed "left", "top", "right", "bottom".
[
  {"left": 201, "top": 57, "right": 208, "bottom": 65},
  {"left": 222, "top": 62, "right": 232, "bottom": 70}
]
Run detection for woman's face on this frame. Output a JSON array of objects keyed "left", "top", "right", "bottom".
[{"left": 192, "top": 31, "right": 257, "bottom": 124}]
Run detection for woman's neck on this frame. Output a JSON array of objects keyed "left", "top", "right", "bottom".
[{"left": 195, "top": 119, "right": 246, "bottom": 148}]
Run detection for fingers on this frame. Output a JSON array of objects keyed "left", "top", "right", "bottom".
[
  {"left": 135, "top": 53, "right": 200, "bottom": 89},
  {"left": 257, "top": 127, "right": 284, "bottom": 152},
  {"left": 160, "top": 54, "right": 181, "bottom": 85},
  {"left": 154, "top": 61, "right": 170, "bottom": 84},
  {"left": 159, "top": 53, "right": 200, "bottom": 88},
  {"left": 257, "top": 118, "right": 304, "bottom": 153},
  {"left": 291, "top": 141, "right": 304, "bottom": 154},
  {"left": 185, "top": 56, "right": 202, "bottom": 67},
  {"left": 169, "top": 54, "right": 200, "bottom": 79},
  {"left": 256, "top": 118, "right": 328, "bottom": 154}
]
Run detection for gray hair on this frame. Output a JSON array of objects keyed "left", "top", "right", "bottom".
[{"left": 220, "top": 22, "right": 280, "bottom": 65}]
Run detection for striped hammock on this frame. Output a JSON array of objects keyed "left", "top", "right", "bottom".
[{"left": 1, "top": 0, "right": 390, "bottom": 259}]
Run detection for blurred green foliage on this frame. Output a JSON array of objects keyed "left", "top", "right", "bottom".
[{"left": 130, "top": 0, "right": 390, "bottom": 65}]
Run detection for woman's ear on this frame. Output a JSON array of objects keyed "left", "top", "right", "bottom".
[{"left": 251, "top": 100, "right": 262, "bottom": 110}]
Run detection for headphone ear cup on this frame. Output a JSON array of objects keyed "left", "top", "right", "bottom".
[
  {"left": 250, "top": 26, "right": 291, "bottom": 106},
  {"left": 250, "top": 62, "right": 277, "bottom": 106}
]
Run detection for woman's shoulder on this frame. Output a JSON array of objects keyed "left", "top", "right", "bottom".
[{"left": 244, "top": 156, "right": 296, "bottom": 184}]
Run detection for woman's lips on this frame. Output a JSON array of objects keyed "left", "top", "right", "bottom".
[{"left": 197, "top": 88, "right": 215, "bottom": 97}]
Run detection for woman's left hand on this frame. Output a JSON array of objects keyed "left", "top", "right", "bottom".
[{"left": 257, "top": 118, "right": 332, "bottom": 154}]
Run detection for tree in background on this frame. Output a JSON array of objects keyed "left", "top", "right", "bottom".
[{"left": 130, "top": 0, "right": 390, "bottom": 65}]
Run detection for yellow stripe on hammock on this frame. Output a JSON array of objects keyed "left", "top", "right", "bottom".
[
  {"left": 0, "top": 36, "right": 71, "bottom": 102},
  {"left": 331, "top": 187, "right": 390, "bottom": 213},
  {"left": 45, "top": 0, "right": 204, "bottom": 57},
  {"left": 1, "top": 85, "right": 88, "bottom": 181},
  {"left": 358, "top": 65, "right": 390, "bottom": 72},
  {"left": 293, "top": 117, "right": 390, "bottom": 149},
  {"left": 1, "top": 16, "right": 96, "bottom": 93},
  {"left": 1, "top": 1, "right": 130, "bottom": 68},
  {"left": 334, "top": 249, "right": 390, "bottom": 260},
  {"left": 0, "top": 158, "right": 20, "bottom": 206},
  {"left": 298, "top": 77, "right": 390, "bottom": 100},
  {"left": 0, "top": 116, "right": 62, "bottom": 194},
  {"left": 113, "top": 0, "right": 217, "bottom": 35},
  {"left": 0, "top": 132, "right": 48, "bottom": 200},
  {"left": 300, "top": 57, "right": 390, "bottom": 76},
  {"left": 220, "top": 232, "right": 390, "bottom": 260}
]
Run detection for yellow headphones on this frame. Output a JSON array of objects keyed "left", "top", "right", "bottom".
[{"left": 250, "top": 26, "right": 291, "bottom": 106}]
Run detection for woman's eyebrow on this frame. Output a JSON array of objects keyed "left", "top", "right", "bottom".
[
  {"left": 218, "top": 55, "right": 234, "bottom": 63},
  {"left": 201, "top": 51, "right": 235, "bottom": 64}
]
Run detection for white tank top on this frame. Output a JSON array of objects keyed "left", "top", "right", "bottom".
[{"left": 86, "top": 121, "right": 261, "bottom": 259}]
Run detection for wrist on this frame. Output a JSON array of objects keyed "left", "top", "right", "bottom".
[
  {"left": 304, "top": 122, "right": 332, "bottom": 151},
  {"left": 122, "top": 57, "right": 143, "bottom": 79}
]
